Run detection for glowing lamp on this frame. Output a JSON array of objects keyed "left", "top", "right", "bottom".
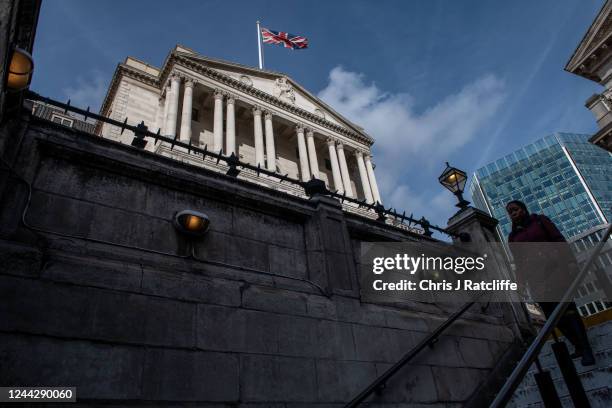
[
  {"left": 439, "top": 162, "right": 470, "bottom": 209},
  {"left": 6, "top": 47, "right": 34, "bottom": 91},
  {"left": 173, "top": 210, "right": 210, "bottom": 237}
]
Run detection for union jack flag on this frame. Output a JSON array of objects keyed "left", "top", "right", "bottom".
[{"left": 261, "top": 27, "right": 308, "bottom": 50}]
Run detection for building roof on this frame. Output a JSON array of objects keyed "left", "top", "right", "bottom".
[{"left": 565, "top": 0, "right": 612, "bottom": 81}]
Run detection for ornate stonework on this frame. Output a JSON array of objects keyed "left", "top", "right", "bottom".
[{"left": 274, "top": 77, "right": 296, "bottom": 104}]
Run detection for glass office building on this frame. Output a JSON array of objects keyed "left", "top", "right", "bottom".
[
  {"left": 470, "top": 133, "right": 611, "bottom": 240},
  {"left": 470, "top": 133, "right": 612, "bottom": 316}
]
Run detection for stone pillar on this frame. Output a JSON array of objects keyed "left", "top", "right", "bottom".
[
  {"left": 364, "top": 154, "right": 381, "bottom": 204},
  {"left": 155, "top": 97, "right": 164, "bottom": 133},
  {"left": 179, "top": 79, "right": 194, "bottom": 143},
  {"left": 306, "top": 129, "right": 319, "bottom": 179},
  {"left": 225, "top": 95, "right": 236, "bottom": 156},
  {"left": 264, "top": 111, "right": 276, "bottom": 171},
  {"left": 446, "top": 207, "right": 531, "bottom": 340},
  {"left": 356, "top": 151, "right": 374, "bottom": 204},
  {"left": 166, "top": 74, "right": 181, "bottom": 138},
  {"left": 253, "top": 107, "right": 265, "bottom": 167},
  {"left": 296, "top": 125, "right": 310, "bottom": 182},
  {"left": 161, "top": 85, "right": 170, "bottom": 133},
  {"left": 327, "top": 138, "right": 344, "bottom": 194},
  {"left": 304, "top": 195, "right": 358, "bottom": 296},
  {"left": 336, "top": 143, "right": 354, "bottom": 197},
  {"left": 213, "top": 90, "right": 224, "bottom": 152}
]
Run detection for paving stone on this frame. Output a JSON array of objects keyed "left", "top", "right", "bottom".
[
  {"left": 240, "top": 354, "right": 316, "bottom": 402},
  {"left": 0, "top": 240, "right": 43, "bottom": 277},
  {"left": 372, "top": 363, "right": 438, "bottom": 403},
  {"left": 0, "top": 333, "right": 144, "bottom": 399},
  {"left": 141, "top": 267, "right": 241, "bottom": 306},
  {"left": 242, "top": 285, "right": 308, "bottom": 316},
  {"left": 143, "top": 348, "right": 238, "bottom": 401},
  {"left": 42, "top": 254, "right": 142, "bottom": 292},
  {"left": 315, "top": 359, "right": 378, "bottom": 402},
  {"left": 431, "top": 366, "right": 487, "bottom": 402},
  {"left": 197, "top": 304, "right": 278, "bottom": 354}
]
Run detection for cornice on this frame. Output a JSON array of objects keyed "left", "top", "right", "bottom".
[
  {"left": 99, "top": 51, "right": 374, "bottom": 147},
  {"left": 170, "top": 54, "right": 374, "bottom": 146},
  {"left": 566, "top": 1, "right": 612, "bottom": 78}
]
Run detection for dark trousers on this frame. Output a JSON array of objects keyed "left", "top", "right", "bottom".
[{"left": 538, "top": 302, "right": 591, "bottom": 351}]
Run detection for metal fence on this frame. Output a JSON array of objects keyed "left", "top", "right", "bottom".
[{"left": 24, "top": 90, "right": 459, "bottom": 240}]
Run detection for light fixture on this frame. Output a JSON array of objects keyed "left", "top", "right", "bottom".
[
  {"left": 439, "top": 162, "right": 470, "bottom": 210},
  {"left": 6, "top": 47, "right": 34, "bottom": 91},
  {"left": 173, "top": 210, "right": 210, "bottom": 237}
]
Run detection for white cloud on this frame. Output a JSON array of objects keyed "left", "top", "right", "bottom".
[
  {"left": 318, "top": 66, "right": 505, "bottom": 227},
  {"left": 62, "top": 70, "right": 108, "bottom": 112}
]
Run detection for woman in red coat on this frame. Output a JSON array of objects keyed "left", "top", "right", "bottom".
[{"left": 506, "top": 200, "right": 595, "bottom": 366}]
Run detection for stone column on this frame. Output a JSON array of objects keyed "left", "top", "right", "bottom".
[
  {"left": 156, "top": 97, "right": 165, "bottom": 133},
  {"left": 306, "top": 129, "right": 319, "bottom": 179},
  {"left": 364, "top": 154, "right": 381, "bottom": 204},
  {"left": 264, "top": 111, "right": 276, "bottom": 171},
  {"left": 296, "top": 126, "right": 310, "bottom": 182},
  {"left": 446, "top": 207, "right": 531, "bottom": 340},
  {"left": 336, "top": 143, "right": 354, "bottom": 197},
  {"left": 253, "top": 107, "right": 265, "bottom": 167},
  {"left": 179, "top": 79, "right": 194, "bottom": 143},
  {"left": 166, "top": 74, "right": 181, "bottom": 138},
  {"left": 161, "top": 85, "right": 170, "bottom": 133},
  {"left": 356, "top": 150, "right": 374, "bottom": 204},
  {"left": 327, "top": 138, "right": 344, "bottom": 193},
  {"left": 225, "top": 95, "right": 236, "bottom": 156},
  {"left": 213, "top": 90, "right": 224, "bottom": 152}
]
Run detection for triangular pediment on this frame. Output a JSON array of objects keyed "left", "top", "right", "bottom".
[
  {"left": 566, "top": 1, "right": 612, "bottom": 73},
  {"left": 177, "top": 52, "right": 368, "bottom": 137}
]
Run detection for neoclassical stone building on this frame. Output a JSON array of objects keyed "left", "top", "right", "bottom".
[
  {"left": 98, "top": 45, "right": 382, "bottom": 207},
  {"left": 566, "top": 0, "right": 612, "bottom": 152}
]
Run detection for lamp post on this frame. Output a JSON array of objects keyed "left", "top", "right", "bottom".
[{"left": 438, "top": 162, "right": 470, "bottom": 210}]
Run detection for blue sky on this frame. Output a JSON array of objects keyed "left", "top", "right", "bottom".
[{"left": 31, "top": 0, "right": 605, "bottom": 234}]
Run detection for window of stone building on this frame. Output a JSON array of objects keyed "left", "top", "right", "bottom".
[
  {"left": 586, "top": 303, "right": 596, "bottom": 315},
  {"left": 324, "top": 159, "right": 331, "bottom": 171},
  {"left": 50, "top": 114, "right": 73, "bottom": 127},
  {"left": 578, "top": 305, "right": 588, "bottom": 316},
  {"left": 586, "top": 281, "right": 595, "bottom": 293},
  {"left": 192, "top": 108, "right": 200, "bottom": 122}
]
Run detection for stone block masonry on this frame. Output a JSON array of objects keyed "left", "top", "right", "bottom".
[{"left": 0, "top": 112, "right": 520, "bottom": 405}]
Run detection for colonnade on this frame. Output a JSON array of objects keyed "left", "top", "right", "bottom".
[{"left": 159, "top": 73, "right": 382, "bottom": 204}]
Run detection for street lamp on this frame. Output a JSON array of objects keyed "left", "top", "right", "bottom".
[
  {"left": 439, "top": 162, "right": 470, "bottom": 210},
  {"left": 6, "top": 47, "right": 34, "bottom": 91}
]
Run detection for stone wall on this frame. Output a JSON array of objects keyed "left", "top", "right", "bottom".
[{"left": 0, "top": 110, "right": 521, "bottom": 406}]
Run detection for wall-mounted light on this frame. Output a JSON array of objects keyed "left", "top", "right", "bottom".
[
  {"left": 6, "top": 47, "right": 34, "bottom": 91},
  {"left": 173, "top": 210, "right": 210, "bottom": 237}
]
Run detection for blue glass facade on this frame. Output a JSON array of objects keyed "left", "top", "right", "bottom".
[{"left": 470, "top": 133, "right": 612, "bottom": 240}]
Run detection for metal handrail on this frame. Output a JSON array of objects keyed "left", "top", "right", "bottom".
[
  {"left": 344, "top": 297, "right": 482, "bottom": 407},
  {"left": 24, "top": 91, "right": 458, "bottom": 238},
  {"left": 490, "top": 223, "right": 612, "bottom": 408}
]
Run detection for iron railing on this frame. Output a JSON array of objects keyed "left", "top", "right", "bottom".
[
  {"left": 344, "top": 294, "right": 488, "bottom": 407},
  {"left": 24, "top": 90, "right": 460, "bottom": 239}
]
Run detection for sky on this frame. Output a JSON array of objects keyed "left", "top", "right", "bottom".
[{"left": 31, "top": 0, "right": 605, "bottom": 236}]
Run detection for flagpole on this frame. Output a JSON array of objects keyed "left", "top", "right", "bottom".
[{"left": 256, "top": 20, "right": 264, "bottom": 69}]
